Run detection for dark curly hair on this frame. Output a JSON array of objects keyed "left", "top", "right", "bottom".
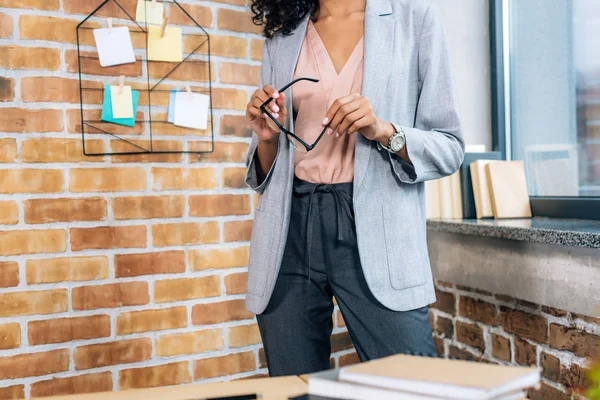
[{"left": 250, "top": 0, "right": 319, "bottom": 39}]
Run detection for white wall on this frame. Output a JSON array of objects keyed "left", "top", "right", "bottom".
[{"left": 431, "top": 0, "right": 492, "bottom": 150}]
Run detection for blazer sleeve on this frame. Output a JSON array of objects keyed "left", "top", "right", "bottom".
[
  {"left": 387, "top": 4, "right": 465, "bottom": 184},
  {"left": 244, "top": 40, "right": 280, "bottom": 194}
]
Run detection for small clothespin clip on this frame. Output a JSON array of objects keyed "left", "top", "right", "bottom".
[
  {"left": 118, "top": 75, "right": 125, "bottom": 95},
  {"left": 107, "top": 17, "right": 113, "bottom": 29},
  {"left": 160, "top": 17, "right": 168, "bottom": 38},
  {"left": 186, "top": 85, "right": 192, "bottom": 98}
]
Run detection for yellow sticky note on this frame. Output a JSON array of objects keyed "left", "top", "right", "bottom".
[
  {"left": 135, "top": 0, "right": 164, "bottom": 25},
  {"left": 147, "top": 25, "right": 183, "bottom": 62},
  {"left": 110, "top": 86, "right": 134, "bottom": 119}
]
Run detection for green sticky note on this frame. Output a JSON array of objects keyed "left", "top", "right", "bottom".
[{"left": 101, "top": 84, "right": 139, "bottom": 127}]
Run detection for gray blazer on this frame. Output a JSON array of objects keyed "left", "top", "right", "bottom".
[{"left": 244, "top": 0, "right": 465, "bottom": 314}]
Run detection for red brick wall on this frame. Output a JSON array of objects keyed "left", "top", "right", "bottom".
[
  {"left": 0, "top": 0, "right": 356, "bottom": 397},
  {"left": 430, "top": 281, "right": 600, "bottom": 400}
]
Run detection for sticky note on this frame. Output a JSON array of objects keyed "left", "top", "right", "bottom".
[
  {"left": 147, "top": 25, "right": 183, "bottom": 62},
  {"left": 135, "top": 0, "right": 164, "bottom": 25},
  {"left": 110, "top": 86, "right": 134, "bottom": 119},
  {"left": 101, "top": 85, "right": 140, "bottom": 127},
  {"left": 168, "top": 90, "right": 177, "bottom": 123},
  {"left": 174, "top": 92, "right": 209, "bottom": 130},
  {"left": 93, "top": 26, "right": 136, "bottom": 67}
]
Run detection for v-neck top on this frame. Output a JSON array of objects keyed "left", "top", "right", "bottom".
[{"left": 292, "top": 20, "right": 364, "bottom": 184}]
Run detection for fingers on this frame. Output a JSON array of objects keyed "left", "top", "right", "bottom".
[
  {"left": 348, "top": 115, "right": 376, "bottom": 135},
  {"left": 247, "top": 86, "right": 281, "bottom": 121},
  {"left": 337, "top": 108, "right": 368, "bottom": 135},
  {"left": 323, "top": 93, "right": 361, "bottom": 128}
]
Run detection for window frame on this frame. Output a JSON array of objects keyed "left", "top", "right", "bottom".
[{"left": 489, "top": 0, "right": 600, "bottom": 221}]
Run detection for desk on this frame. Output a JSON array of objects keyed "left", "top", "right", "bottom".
[{"left": 42, "top": 376, "right": 307, "bottom": 400}]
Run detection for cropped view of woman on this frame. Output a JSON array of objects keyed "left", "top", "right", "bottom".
[{"left": 244, "top": 0, "right": 465, "bottom": 376}]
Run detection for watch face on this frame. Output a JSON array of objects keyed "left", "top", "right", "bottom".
[{"left": 390, "top": 134, "right": 406, "bottom": 152}]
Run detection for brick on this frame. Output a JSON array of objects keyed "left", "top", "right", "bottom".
[
  {"left": 572, "top": 313, "right": 600, "bottom": 324},
  {"left": 223, "top": 168, "right": 247, "bottom": 188},
  {"left": 115, "top": 251, "right": 185, "bottom": 278},
  {"left": 434, "top": 315, "right": 454, "bottom": 338},
  {"left": 221, "top": 114, "right": 253, "bottom": 138},
  {"left": 527, "top": 382, "right": 570, "bottom": 400},
  {"left": 156, "top": 329, "right": 224, "bottom": 357},
  {"left": 171, "top": 3, "right": 212, "bottom": 27},
  {"left": 514, "top": 337, "right": 537, "bottom": 366},
  {"left": 224, "top": 220, "right": 253, "bottom": 242},
  {"left": 0, "top": 0, "right": 58, "bottom": 10},
  {"left": 190, "top": 247, "right": 249, "bottom": 270},
  {"left": 69, "top": 168, "right": 146, "bottom": 192},
  {"left": 220, "top": 62, "right": 260, "bottom": 86},
  {"left": 192, "top": 142, "right": 249, "bottom": 163},
  {"left": 517, "top": 299, "right": 540, "bottom": 310},
  {"left": 70, "top": 226, "right": 146, "bottom": 251},
  {"left": 459, "top": 296, "right": 498, "bottom": 326},
  {"left": 0, "top": 201, "right": 18, "bottom": 224},
  {"left": 155, "top": 276, "right": 221, "bottom": 303},
  {"left": 434, "top": 337, "right": 444, "bottom": 357},
  {"left": 192, "top": 300, "right": 253, "bottom": 325},
  {"left": 211, "top": 0, "right": 245, "bottom": 5},
  {"left": 0, "top": 262, "right": 19, "bottom": 288},
  {"left": 189, "top": 194, "right": 251, "bottom": 217},
  {"left": 491, "top": 334, "right": 511, "bottom": 362},
  {"left": 0, "top": 14, "right": 12, "bottom": 38},
  {"left": 250, "top": 39, "right": 263, "bottom": 60},
  {"left": 331, "top": 331, "right": 354, "bottom": 353},
  {"left": 258, "top": 347, "right": 266, "bottom": 369},
  {"left": 559, "top": 363, "right": 590, "bottom": 390},
  {"left": 225, "top": 272, "right": 247, "bottom": 295},
  {"left": 152, "top": 167, "right": 218, "bottom": 191},
  {"left": 109, "top": 139, "right": 183, "bottom": 162},
  {"left": 474, "top": 288, "right": 493, "bottom": 296},
  {"left": 0, "top": 229, "right": 66, "bottom": 256},
  {"left": 72, "top": 282, "right": 149, "bottom": 310},
  {"left": 19, "top": 15, "right": 84, "bottom": 44},
  {"left": 113, "top": 196, "right": 184, "bottom": 220},
  {"left": 218, "top": 9, "right": 261, "bottom": 34},
  {"left": 120, "top": 361, "right": 191, "bottom": 390},
  {"left": 339, "top": 352, "right": 360, "bottom": 367},
  {"left": 500, "top": 307, "right": 548, "bottom": 343},
  {"left": 337, "top": 310, "right": 346, "bottom": 328},
  {"left": 28, "top": 315, "right": 110, "bottom": 345},
  {"left": 432, "top": 289, "right": 456, "bottom": 316},
  {"left": 117, "top": 307, "right": 187, "bottom": 335},
  {"left": 74, "top": 338, "right": 152, "bottom": 370},
  {"left": 211, "top": 87, "right": 248, "bottom": 110},
  {"left": 229, "top": 324, "right": 261, "bottom": 348},
  {"left": 0, "top": 323, "right": 20, "bottom": 350},
  {"left": 448, "top": 345, "right": 477, "bottom": 361},
  {"left": 152, "top": 222, "right": 219, "bottom": 247},
  {"left": 541, "top": 352, "right": 561, "bottom": 381},
  {"left": 148, "top": 61, "right": 213, "bottom": 82},
  {"left": 0, "top": 349, "right": 69, "bottom": 379},
  {"left": 30, "top": 372, "right": 112, "bottom": 397},
  {"left": 65, "top": 50, "right": 143, "bottom": 77},
  {"left": 0, "top": 385, "right": 23, "bottom": 399},
  {"left": 25, "top": 198, "right": 107, "bottom": 224},
  {"left": 549, "top": 323, "right": 599, "bottom": 358},
  {"left": 185, "top": 34, "right": 247, "bottom": 59},
  {"left": 0, "top": 169, "right": 64, "bottom": 193},
  {"left": 495, "top": 294, "right": 515, "bottom": 304},
  {"left": 542, "top": 306, "right": 569, "bottom": 318},
  {"left": 194, "top": 351, "right": 255, "bottom": 379},
  {"left": 26, "top": 256, "right": 108, "bottom": 284},
  {"left": 63, "top": 0, "right": 135, "bottom": 15},
  {"left": 23, "top": 138, "right": 105, "bottom": 163},
  {"left": 0, "top": 138, "right": 17, "bottom": 161},
  {"left": 456, "top": 322, "right": 484, "bottom": 352},
  {"left": 67, "top": 108, "right": 145, "bottom": 135},
  {"left": 0, "top": 46, "right": 60, "bottom": 70}
]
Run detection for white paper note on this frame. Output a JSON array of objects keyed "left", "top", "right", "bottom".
[
  {"left": 174, "top": 92, "right": 209, "bottom": 130},
  {"left": 93, "top": 26, "right": 136, "bottom": 67},
  {"left": 135, "top": 0, "right": 164, "bottom": 25}
]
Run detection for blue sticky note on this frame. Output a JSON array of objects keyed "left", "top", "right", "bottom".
[
  {"left": 101, "top": 84, "right": 139, "bottom": 127},
  {"left": 168, "top": 89, "right": 177, "bottom": 123}
]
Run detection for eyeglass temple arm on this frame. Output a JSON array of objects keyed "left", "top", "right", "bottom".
[{"left": 261, "top": 77, "right": 320, "bottom": 107}]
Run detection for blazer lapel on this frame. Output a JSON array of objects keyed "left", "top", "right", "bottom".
[{"left": 355, "top": 0, "right": 395, "bottom": 192}]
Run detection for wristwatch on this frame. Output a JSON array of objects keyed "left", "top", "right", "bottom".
[{"left": 379, "top": 122, "right": 406, "bottom": 153}]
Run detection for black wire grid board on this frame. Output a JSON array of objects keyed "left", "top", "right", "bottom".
[{"left": 76, "top": 0, "right": 214, "bottom": 155}]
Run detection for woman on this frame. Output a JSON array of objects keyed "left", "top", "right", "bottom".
[{"left": 244, "top": 0, "right": 464, "bottom": 376}]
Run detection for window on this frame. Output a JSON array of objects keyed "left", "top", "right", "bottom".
[{"left": 491, "top": 0, "right": 600, "bottom": 220}]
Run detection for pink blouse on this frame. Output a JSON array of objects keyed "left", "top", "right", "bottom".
[{"left": 292, "top": 21, "right": 364, "bottom": 184}]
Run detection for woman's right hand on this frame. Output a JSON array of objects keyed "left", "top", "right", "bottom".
[{"left": 246, "top": 85, "right": 287, "bottom": 144}]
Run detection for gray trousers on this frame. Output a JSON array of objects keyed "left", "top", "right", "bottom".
[{"left": 256, "top": 178, "right": 436, "bottom": 377}]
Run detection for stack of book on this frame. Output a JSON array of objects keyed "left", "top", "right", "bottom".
[{"left": 306, "top": 354, "right": 540, "bottom": 400}]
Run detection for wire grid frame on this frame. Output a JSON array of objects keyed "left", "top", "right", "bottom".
[{"left": 76, "top": 0, "right": 215, "bottom": 155}]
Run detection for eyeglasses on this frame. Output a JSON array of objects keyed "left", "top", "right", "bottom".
[{"left": 260, "top": 77, "right": 330, "bottom": 153}]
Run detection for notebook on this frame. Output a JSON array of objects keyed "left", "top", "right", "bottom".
[
  {"left": 337, "top": 354, "right": 540, "bottom": 400},
  {"left": 485, "top": 161, "right": 532, "bottom": 219},
  {"left": 470, "top": 160, "right": 498, "bottom": 219}
]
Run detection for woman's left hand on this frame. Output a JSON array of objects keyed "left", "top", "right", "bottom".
[{"left": 321, "top": 93, "right": 388, "bottom": 142}]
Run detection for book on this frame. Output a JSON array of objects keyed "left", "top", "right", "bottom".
[
  {"left": 470, "top": 160, "right": 498, "bottom": 219},
  {"left": 485, "top": 161, "right": 532, "bottom": 219},
  {"left": 425, "top": 171, "right": 463, "bottom": 220},
  {"left": 460, "top": 152, "right": 503, "bottom": 218},
  {"left": 337, "top": 354, "right": 540, "bottom": 400}
]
